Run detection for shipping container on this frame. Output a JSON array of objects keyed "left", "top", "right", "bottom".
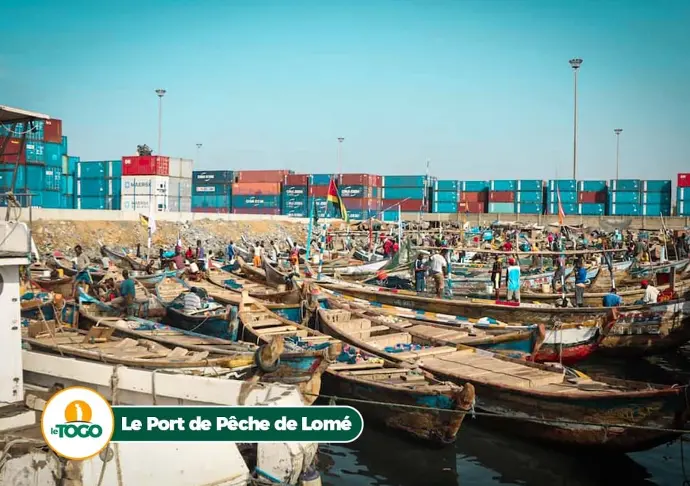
[
  {"left": 25, "top": 141, "right": 44, "bottom": 163},
  {"left": 60, "top": 173, "right": 75, "bottom": 195},
  {"left": 341, "top": 174, "right": 377, "bottom": 186},
  {"left": 433, "top": 201, "right": 458, "bottom": 213},
  {"left": 459, "top": 191, "right": 488, "bottom": 203},
  {"left": 282, "top": 196, "right": 308, "bottom": 209},
  {"left": 489, "top": 180, "right": 517, "bottom": 192},
  {"left": 374, "top": 175, "right": 383, "bottom": 187},
  {"left": 0, "top": 138, "right": 26, "bottom": 164},
  {"left": 515, "top": 180, "right": 543, "bottom": 192},
  {"left": 77, "top": 161, "right": 106, "bottom": 179},
  {"left": 42, "top": 191, "right": 61, "bottom": 209},
  {"left": 640, "top": 192, "right": 671, "bottom": 205},
  {"left": 343, "top": 197, "right": 379, "bottom": 211},
  {"left": 78, "top": 196, "right": 108, "bottom": 210},
  {"left": 312, "top": 174, "right": 336, "bottom": 186},
  {"left": 432, "top": 191, "right": 459, "bottom": 203},
  {"left": 122, "top": 156, "right": 170, "bottom": 176},
  {"left": 77, "top": 179, "right": 108, "bottom": 197},
  {"left": 341, "top": 185, "right": 373, "bottom": 198},
  {"left": 44, "top": 167, "right": 62, "bottom": 191},
  {"left": 577, "top": 180, "right": 607, "bottom": 192},
  {"left": 433, "top": 180, "right": 458, "bottom": 191},
  {"left": 547, "top": 203, "right": 579, "bottom": 215},
  {"left": 678, "top": 201, "right": 689, "bottom": 216},
  {"left": 282, "top": 185, "right": 310, "bottom": 197},
  {"left": 44, "top": 142, "right": 63, "bottom": 167},
  {"left": 193, "top": 170, "right": 234, "bottom": 184},
  {"left": 547, "top": 191, "right": 578, "bottom": 204},
  {"left": 2, "top": 164, "right": 47, "bottom": 192},
  {"left": 61, "top": 194, "right": 75, "bottom": 209},
  {"left": 282, "top": 209, "right": 308, "bottom": 218},
  {"left": 168, "top": 158, "right": 194, "bottom": 179},
  {"left": 577, "top": 191, "right": 607, "bottom": 204},
  {"left": 191, "top": 194, "right": 231, "bottom": 209},
  {"left": 678, "top": 187, "right": 690, "bottom": 202},
  {"left": 514, "top": 191, "right": 543, "bottom": 203},
  {"left": 678, "top": 173, "right": 690, "bottom": 188},
  {"left": 66, "top": 156, "right": 79, "bottom": 174},
  {"left": 232, "top": 182, "right": 281, "bottom": 196},
  {"left": 381, "top": 199, "right": 427, "bottom": 212},
  {"left": 168, "top": 177, "right": 192, "bottom": 198},
  {"left": 311, "top": 185, "right": 330, "bottom": 198},
  {"left": 168, "top": 197, "right": 191, "bottom": 213},
  {"left": 192, "top": 207, "right": 229, "bottom": 214},
  {"left": 458, "top": 202, "right": 486, "bottom": 213},
  {"left": 1, "top": 121, "right": 44, "bottom": 141},
  {"left": 121, "top": 194, "right": 169, "bottom": 212},
  {"left": 61, "top": 136, "right": 68, "bottom": 156},
  {"left": 488, "top": 202, "right": 515, "bottom": 213},
  {"left": 608, "top": 203, "right": 640, "bottom": 215},
  {"left": 609, "top": 179, "right": 640, "bottom": 192},
  {"left": 515, "top": 202, "right": 542, "bottom": 214},
  {"left": 641, "top": 180, "right": 671, "bottom": 193},
  {"left": 548, "top": 180, "right": 577, "bottom": 192},
  {"left": 232, "top": 208, "right": 281, "bottom": 215},
  {"left": 231, "top": 195, "right": 280, "bottom": 209},
  {"left": 579, "top": 203, "right": 606, "bottom": 215},
  {"left": 380, "top": 210, "right": 400, "bottom": 222},
  {"left": 284, "top": 174, "right": 311, "bottom": 186},
  {"left": 235, "top": 170, "right": 291, "bottom": 184},
  {"left": 609, "top": 191, "right": 640, "bottom": 204},
  {"left": 460, "top": 181, "right": 489, "bottom": 192},
  {"left": 121, "top": 176, "right": 169, "bottom": 196},
  {"left": 489, "top": 191, "right": 515, "bottom": 203},
  {"left": 382, "top": 175, "right": 428, "bottom": 188},
  {"left": 43, "top": 119, "right": 62, "bottom": 144},
  {"left": 641, "top": 204, "right": 671, "bottom": 217},
  {"left": 193, "top": 183, "right": 230, "bottom": 195},
  {"left": 382, "top": 187, "right": 427, "bottom": 200}
]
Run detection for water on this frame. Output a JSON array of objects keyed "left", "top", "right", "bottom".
[{"left": 318, "top": 349, "right": 690, "bottom": 486}]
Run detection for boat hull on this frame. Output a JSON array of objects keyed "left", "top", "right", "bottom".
[{"left": 164, "top": 307, "right": 236, "bottom": 341}]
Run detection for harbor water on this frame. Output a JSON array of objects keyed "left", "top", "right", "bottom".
[{"left": 318, "top": 348, "right": 690, "bottom": 486}]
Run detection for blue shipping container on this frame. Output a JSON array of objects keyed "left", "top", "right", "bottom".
[
  {"left": 44, "top": 167, "right": 62, "bottom": 191},
  {"left": 678, "top": 187, "right": 690, "bottom": 202},
  {"left": 61, "top": 136, "right": 68, "bottom": 155},
  {"left": 313, "top": 197, "right": 337, "bottom": 217},
  {"left": 42, "top": 191, "right": 61, "bottom": 208},
  {"left": 232, "top": 195, "right": 280, "bottom": 209},
  {"left": 312, "top": 174, "right": 336, "bottom": 186},
  {"left": 348, "top": 210, "right": 375, "bottom": 220},
  {"left": 579, "top": 203, "right": 606, "bottom": 215},
  {"left": 61, "top": 194, "right": 75, "bottom": 209},
  {"left": 609, "top": 179, "right": 640, "bottom": 192},
  {"left": 641, "top": 204, "right": 671, "bottom": 217},
  {"left": 515, "top": 180, "right": 543, "bottom": 191},
  {"left": 488, "top": 202, "right": 515, "bottom": 213},
  {"left": 382, "top": 210, "right": 400, "bottom": 222},
  {"left": 609, "top": 191, "right": 640, "bottom": 204},
  {"left": 193, "top": 170, "right": 234, "bottom": 184},
  {"left": 193, "top": 183, "right": 230, "bottom": 195},
  {"left": 78, "top": 196, "right": 107, "bottom": 210},
  {"left": 1, "top": 121, "right": 45, "bottom": 140},
  {"left": 547, "top": 191, "right": 577, "bottom": 204},
  {"left": 25, "top": 141, "right": 45, "bottom": 163},
  {"left": 282, "top": 185, "right": 308, "bottom": 197},
  {"left": 460, "top": 181, "right": 489, "bottom": 192},
  {"left": 66, "top": 156, "right": 79, "bottom": 174},
  {"left": 679, "top": 201, "right": 689, "bottom": 216},
  {"left": 434, "top": 180, "right": 458, "bottom": 191},
  {"left": 489, "top": 180, "right": 517, "bottom": 192},
  {"left": 608, "top": 203, "right": 640, "bottom": 215},
  {"left": 433, "top": 201, "right": 458, "bottom": 213},
  {"left": 25, "top": 165, "right": 46, "bottom": 192},
  {"left": 515, "top": 191, "right": 543, "bottom": 203},
  {"left": 111, "top": 178, "right": 122, "bottom": 196},
  {"left": 78, "top": 161, "right": 106, "bottom": 179},
  {"left": 44, "top": 142, "right": 64, "bottom": 167},
  {"left": 515, "top": 202, "right": 542, "bottom": 214},
  {"left": 109, "top": 160, "right": 123, "bottom": 178},
  {"left": 282, "top": 196, "right": 308, "bottom": 209},
  {"left": 382, "top": 187, "right": 427, "bottom": 200},
  {"left": 548, "top": 180, "right": 577, "bottom": 192},
  {"left": 640, "top": 192, "right": 671, "bottom": 205},
  {"left": 641, "top": 180, "right": 671, "bottom": 193},
  {"left": 78, "top": 179, "right": 107, "bottom": 197},
  {"left": 382, "top": 175, "right": 427, "bottom": 188},
  {"left": 191, "top": 194, "right": 231, "bottom": 209},
  {"left": 341, "top": 185, "right": 370, "bottom": 198},
  {"left": 547, "top": 203, "right": 579, "bottom": 215},
  {"left": 61, "top": 174, "right": 75, "bottom": 195},
  {"left": 432, "top": 191, "right": 459, "bottom": 203},
  {"left": 577, "top": 180, "right": 607, "bottom": 192},
  {"left": 283, "top": 209, "right": 308, "bottom": 217}
]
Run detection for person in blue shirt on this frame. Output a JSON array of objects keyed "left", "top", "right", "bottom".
[
  {"left": 574, "top": 259, "right": 588, "bottom": 307},
  {"left": 111, "top": 270, "right": 137, "bottom": 313},
  {"left": 227, "top": 240, "right": 236, "bottom": 262},
  {"left": 505, "top": 258, "right": 521, "bottom": 303},
  {"left": 602, "top": 288, "right": 623, "bottom": 307},
  {"left": 414, "top": 253, "right": 428, "bottom": 293}
]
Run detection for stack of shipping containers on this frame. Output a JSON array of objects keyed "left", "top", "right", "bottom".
[
  {"left": 281, "top": 174, "right": 311, "bottom": 217},
  {"left": 381, "top": 175, "right": 429, "bottom": 221},
  {"left": 608, "top": 179, "right": 641, "bottom": 216},
  {"left": 192, "top": 170, "right": 233, "bottom": 213},
  {"left": 488, "top": 180, "right": 516, "bottom": 214},
  {"left": 458, "top": 181, "right": 489, "bottom": 213},
  {"left": 577, "top": 181, "right": 607, "bottom": 216},
  {"left": 76, "top": 160, "right": 121, "bottom": 210},
  {"left": 231, "top": 170, "right": 288, "bottom": 215},
  {"left": 61, "top": 156, "right": 79, "bottom": 209},
  {"left": 167, "top": 158, "right": 193, "bottom": 212},
  {"left": 640, "top": 180, "right": 672, "bottom": 217},
  {"left": 514, "top": 180, "right": 543, "bottom": 214},
  {"left": 311, "top": 174, "right": 337, "bottom": 218},
  {"left": 121, "top": 156, "right": 170, "bottom": 212},
  {"left": 341, "top": 174, "right": 382, "bottom": 221},
  {"left": 678, "top": 173, "right": 690, "bottom": 216},
  {"left": 432, "top": 180, "right": 459, "bottom": 214},
  {"left": 547, "top": 180, "right": 578, "bottom": 215}
]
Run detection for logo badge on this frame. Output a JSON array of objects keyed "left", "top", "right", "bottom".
[{"left": 41, "top": 387, "right": 115, "bottom": 460}]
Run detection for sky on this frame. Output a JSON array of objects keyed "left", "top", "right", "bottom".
[{"left": 2, "top": 0, "right": 689, "bottom": 181}]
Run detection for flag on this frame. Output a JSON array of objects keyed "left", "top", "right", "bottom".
[
  {"left": 139, "top": 214, "right": 149, "bottom": 227},
  {"left": 556, "top": 187, "right": 565, "bottom": 226},
  {"left": 327, "top": 178, "right": 349, "bottom": 222}
]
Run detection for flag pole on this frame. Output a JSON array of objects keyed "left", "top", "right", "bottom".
[{"left": 306, "top": 197, "right": 315, "bottom": 261}]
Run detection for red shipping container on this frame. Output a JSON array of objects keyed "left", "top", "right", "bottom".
[
  {"left": 232, "top": 208, "right": 281, "bottom": 215},
  {"left": 284, "top": 174, "right": 310, "bottom": 186},
  {"left": 489, "top": 191, "right": 515, "bottom": 203},
  {"left": 679, "top": 173, "right": 690, "bottom": 188},
  {"left": 577, "top": 191, "right": 607, "bottom": 203},
  {"left": 458, "top": 202, "right": 486, "bottom": 213},
  {"left": 340, "top": 174, "right": 375, "bottom": 186},
  {"left": 343, "top": 197, "right": 380, "bottom": 210},
  {"left": 192, "top": 207, "right": 229, "bottom": 214},
  {"left": 122, "top": 156, "right": 170, "bottom": 176},
  {"left": 0, "top": 138, "right": 26, "bottom": 164},
  {"left": 460, "top": 191, "right": 488, "bottom": 203},
  {"left": 43, "top": 119, "right": 63, "bottom": 144},
  {"left": 382, "top": 199, "right": 429, "bottom": 212},
  {"left": 312, "top": 185, "right": 330, "bottom": 198},
  {"left": 232, "top": 182, "right": 281, "bottom": 196},
  {"left": 235, "top": 170, "right": 291, "bottom": 183}
]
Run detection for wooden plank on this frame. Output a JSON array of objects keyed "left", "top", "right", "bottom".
[
  {"left": 328, "top": 362, "right": 385, "bottom": 371},
  {"left": 258, "top": 330, "right": 309, "bottom": 338},
  {"left": 407, "top": 325, "right": 468, "bottom": 340},
  {"left": 346, "top": 368, "right": 410, "bottom": 376},
  {"left": 368, "top": 332, "right": 412, "bottom": 348},
  {"left": 255, "top": 325, "right": 297, "bottom": 334},
  {"left": 395, "top": 346, "right": 457, "bottom": 359},
  {"left": 249, "top": 319, "right": 284, "bottom": 328},
  {"left": 347, "top": 325, "right": 389, "bottom": 337}
]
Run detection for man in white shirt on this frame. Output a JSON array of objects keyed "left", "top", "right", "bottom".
[
  {"left": 641, "top": 280, "right": 660, "bottom": 305},
  {"left": 183, "top": 287, "right": 204, "bottom": 313},
  {"left": 429, "top": 251, "right": 448, "bottom": 298}
]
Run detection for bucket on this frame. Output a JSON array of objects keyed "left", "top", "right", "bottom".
[
  {"left": 485, "top": 283, "right": 494, "bottom": 294},
  {"left": 542, "top": 283, "right": 552, "bottom": 293}
]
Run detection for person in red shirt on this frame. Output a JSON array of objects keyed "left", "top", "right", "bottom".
[
  {"left": 502, "top": 240, "right": 513, "bottom": 252},
  {"left": 383, "top": 238, "right": 393, "bottom": 256},
  {"left": 392, "top": 240, "right": 399, "bottom": 254},
  {"left": 185, "top": 247, "right": 194, "bottom": 261}
]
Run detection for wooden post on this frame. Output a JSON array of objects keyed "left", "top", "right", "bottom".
[{"left": 670, "top": 264, "right": 676, "bottom": 292}]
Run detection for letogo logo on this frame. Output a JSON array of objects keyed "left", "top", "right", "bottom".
[{"left": 41, "top": 387, "right": 115, "bottom": 460}]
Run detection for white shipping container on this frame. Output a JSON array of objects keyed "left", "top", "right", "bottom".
[
  {"left": 168, "top": 197, "right": 192, "bottom": 213},
  {"left": 121, "top": 175, "right": 169, "bottom": 196},
  {"left": 169, "top": 158, "right": 194, "bottom": 179},
  {"left": 121, "top": 194, "right": 169, "bottom": 212},
  {"left": 169, "top": 177, "right": 192, "bottom": 198}
]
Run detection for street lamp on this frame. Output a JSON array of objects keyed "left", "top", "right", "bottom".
[
  {"left": 569, "top": 58, "right": 582, "bottom": 180},
  {"left": 155, "top": 89, "right": 167, "bottom": 155},
  {"left": 337, "top": 137, "right": 345, "bottom": 175},
  {"left": 614, "top": 129, "right": 623, "bottom": 179}
]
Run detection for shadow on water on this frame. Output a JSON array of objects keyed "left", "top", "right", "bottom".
[{"left": 318, "top": 347, "right": 690, "bottom": 486}]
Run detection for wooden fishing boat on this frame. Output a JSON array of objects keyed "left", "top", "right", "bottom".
[
  {"left": 100, "top": 245, "right": 147, "bottom": 271},
  {"left": 30, "top": 275, "right": 74, "bottom": 296},
  {"left": 238, "top": 299, "right": 475, "bottom": 444},
  {"left": 207, "top": 268, "right": 301, "bottom": 305},
  {"left": 331, "top": 259, "right": 390, "bottom": 276},
  {"left": 49, "top": 255, "right": 106, "bottom": 282},
  {"left": 314, "top": 297, "right": 690, "bottom": 452},
  {"left": 133, "top": 269, "right": 184, "bottom": 288}
]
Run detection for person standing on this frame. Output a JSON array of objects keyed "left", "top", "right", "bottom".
[
  {"left": 574, "top": 259, "right": 588, "bottom": 307},
  {"left": 226, "top": 241, "right": 236, "bottom": 262},
  {"left": 429, "top": 251, "right": 447, "bottom": 298},
  {"left": 490, "top": 256, "right": 502, "bottom": 300},
  {"left": 253, "top": 241, "right": 262, "bottom": 267},
  {"left": 171, "top": 246, "right": 186, "bottom": 270},
  {"left": 505, "top": 258, "right": 521, "bottom": 303},
  {"left": 552, "top": 253, "right": 566, "bottom": 292},
  {"left": 414, "top": 253, "right": 427, "bottom": 293},
  {"left": 195, "top": 240, "right": 206, "bottom": 271}
]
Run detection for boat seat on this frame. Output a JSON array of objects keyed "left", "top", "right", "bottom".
[
  {"left": 368, "top": 332, "right": 412, "bottom": 348},
  {"left": 394, "top": 346, "right": 457, "bottom": 359}
]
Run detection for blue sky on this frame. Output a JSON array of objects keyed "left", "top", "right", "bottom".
[{"left": 2, "top": 0, "right": 688, "bottom": 180}]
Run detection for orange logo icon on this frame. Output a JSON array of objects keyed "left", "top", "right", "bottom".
[{"left": 64, "top": 400, "right": 93, "bottom": 423}]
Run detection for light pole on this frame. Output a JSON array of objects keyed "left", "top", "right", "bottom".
[
  {"left": 155, "top": 88, "right": 167, "bottom": 155},
  {"left": 569, "top": 58, "right": 582, "bottom": 180},
  {"left": 337, "top": 137, "right": 344, "bottom": 175},
  {"left": 614, "top": 129, "right": 623, "bottom": 179},
  {"left": 196, "top": 143, "right": 202, "bottom": 167}
]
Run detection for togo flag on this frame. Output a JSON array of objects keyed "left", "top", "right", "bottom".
[{"left": 327, "top": 178, "right": 349, "bottom": 222}]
